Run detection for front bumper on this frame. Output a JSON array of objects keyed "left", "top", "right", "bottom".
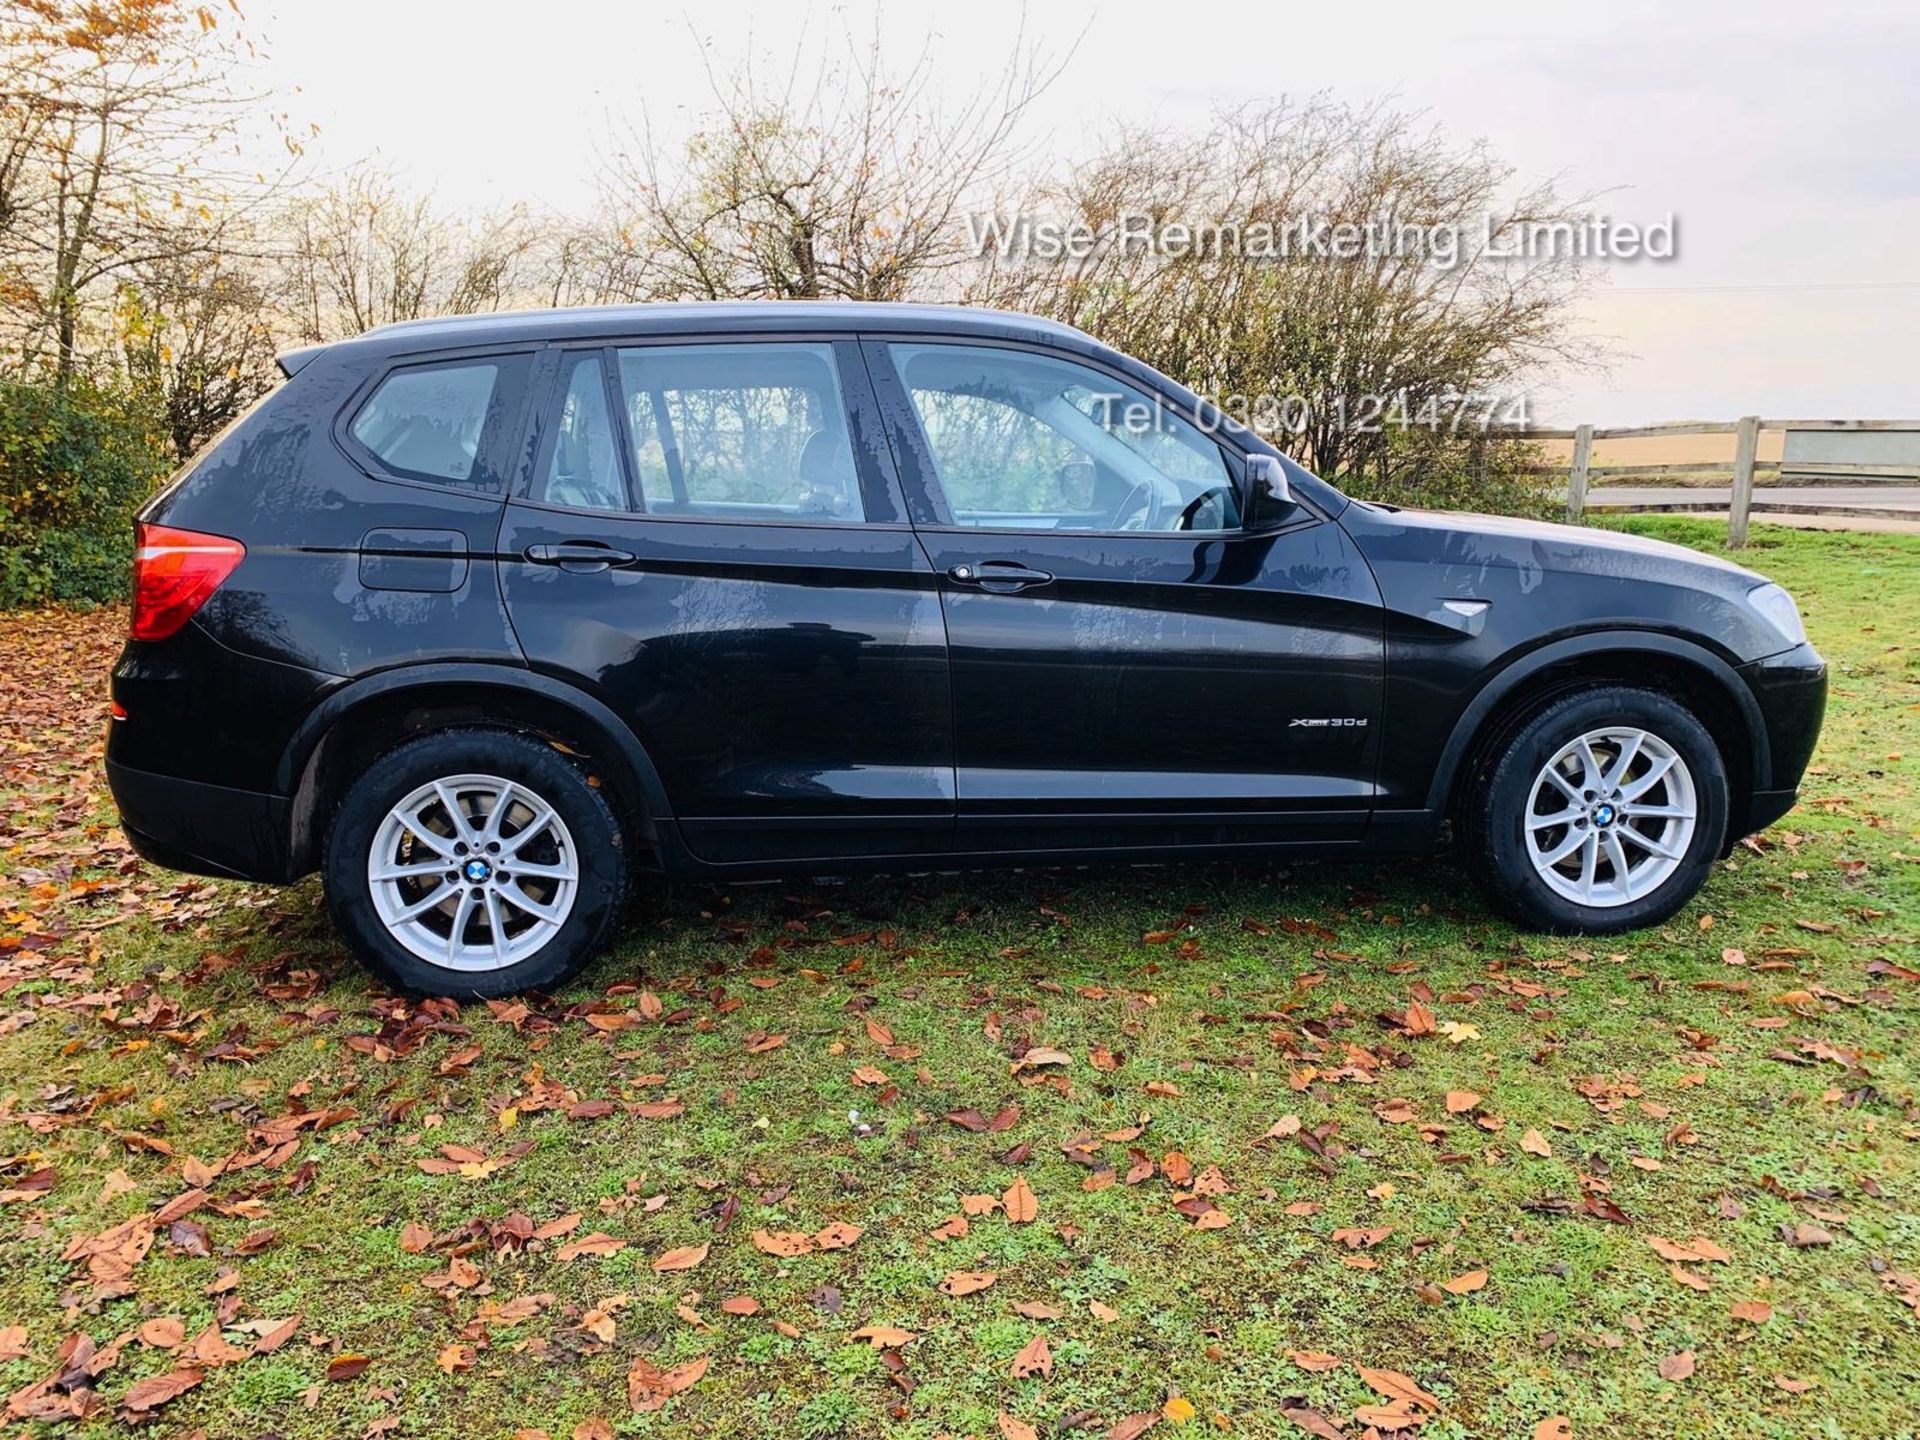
[
  {"left": 106, "top": 759, "right": 292, "bottom": 883},
  {"left": 1736, "top": 640, "right": 1827, "bottom": 834}
]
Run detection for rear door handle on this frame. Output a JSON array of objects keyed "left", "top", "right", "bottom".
[
  {"left": 948, "top": 561, "right": 1054, "bottom": 593},
  {"left": 525, "top": 541, "right": 637, "bottom": 573}
]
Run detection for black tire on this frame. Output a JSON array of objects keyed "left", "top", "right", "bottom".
[
  {"left": 323, "top": 728, "right": 629, "bottom": 998},
  {"left": 1462, "top": 686, "right": 1728, "bottom": 934}
]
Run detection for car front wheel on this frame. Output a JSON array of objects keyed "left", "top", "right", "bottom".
[
  {"left": 1464, "top": 687, "right": 1729, "bottom": 934},
  {"left": 324, "top": 729, "right": 629, "bottom": 997}
]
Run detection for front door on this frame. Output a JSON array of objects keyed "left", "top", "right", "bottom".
[
  {"left": 867, "top": 338, "right": 1384, "bottom": 855},
  {"left": 499, "top": 337, "right": 953, "bottom": 865}
]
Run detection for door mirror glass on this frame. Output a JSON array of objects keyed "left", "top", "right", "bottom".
[{"left": 1244, "top": 454, "right": 1298, "bottom": 529}]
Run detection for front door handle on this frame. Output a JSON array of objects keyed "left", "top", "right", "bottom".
[
  {"left": 525, "top": 541, "right": 637, "bottom": 573},
  {"left": 948, "top": 561, "right": 1055, "bottom": 593}
]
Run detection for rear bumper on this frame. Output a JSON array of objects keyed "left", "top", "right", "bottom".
[{"left": 106, "top": 759, "right": 291, "bottom": 883}]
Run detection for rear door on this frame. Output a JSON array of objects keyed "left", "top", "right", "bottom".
[
  {"left": 499, "top": 336, "right": 953, "bottom": 866},
  {"left": 866, "top": 337, "right": 1385, "bottom": 855}
]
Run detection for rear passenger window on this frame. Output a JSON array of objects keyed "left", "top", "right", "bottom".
[
  {"left": 614, "top": 342, "right": 866, "bottom": 523},
  {"left": 350, "top": 357, "right": 527, "bottom": 488}
]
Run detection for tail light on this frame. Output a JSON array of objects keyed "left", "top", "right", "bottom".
[{"left": 130, "top": 522, "right": 245, "bottom": 641}]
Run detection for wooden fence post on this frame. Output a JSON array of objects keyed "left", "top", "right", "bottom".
[
  {"left": 1728, "top": 414, "right": 1761, "bottom": 547},
  {"left": 1565, "top": 424, "right": 1594, "bottom": 524}
]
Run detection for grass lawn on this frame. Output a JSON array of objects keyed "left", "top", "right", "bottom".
[{"left": 1, "top": 516, "right": 1916, "bottom": 1440}]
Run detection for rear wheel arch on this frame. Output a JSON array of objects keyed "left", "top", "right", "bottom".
[
  {"left": 1432, "top": 634, "right": 1764, "bottom": 841},
  {"left": 281, "top": 665, "right": 674, "bottom": 877}
]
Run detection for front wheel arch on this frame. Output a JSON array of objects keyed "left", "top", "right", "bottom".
[{"left": 1431, "top": 634, "right": 1763, "bottom": 844}]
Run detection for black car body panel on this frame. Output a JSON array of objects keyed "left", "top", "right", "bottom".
[
  {"left": 1339, "top": 504, "right": 1820, "bottom": 817},
  {"left": 106, "top": 301, "right": 1825, "bottom": 894},
  {"left": 500, "top": 508, "right": 956, "bottom": 864}
]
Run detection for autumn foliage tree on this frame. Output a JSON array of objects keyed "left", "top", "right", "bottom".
[{"left": 0, "top": 0, "right": 280, "bottom": 386}]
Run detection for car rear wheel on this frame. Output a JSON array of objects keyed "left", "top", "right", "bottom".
[
  {"left": 1464, "top": 687, "right": 1728, "bottom": 934},
  {"left": 324, "top": 729, "right": 629, "bottom": 997}
]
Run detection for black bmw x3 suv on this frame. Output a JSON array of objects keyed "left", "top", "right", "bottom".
[{"left": 106, "top": 302, "right": 1826, "bottom": 996}]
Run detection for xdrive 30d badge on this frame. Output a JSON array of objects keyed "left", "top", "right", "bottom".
[{"left": 105, "top": 302, "right": 1827, "bottom": 997}]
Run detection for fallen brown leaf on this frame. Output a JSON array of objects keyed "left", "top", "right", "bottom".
[
  {"left": 557, "top": 1233, "right": 625, "bottom": 1262},
  {"left": 939, "top": 1270, "right": 997, "bottom": 1297},
  {"left": 1003, "top": 1175, "right": 1038, "bottom": 1225},
  {"left": 751, "top": 1229, "right": 814, "bottom": 1258},
  {"left": 119, "top": 1367, "right": 204, "bottom": 1415},
  {"left": 1331, "top": 1226, "right": 1393, "bottom": 1249},
  {"left": 627, "top": 1354, "right": 708, "bottom": 1412},
  {"left": 1107, "top": 1412, "right": 1161, "bottom": 1440},
  {"left": 327, "top": 1354, "right": 372, "bottom": 1383},
  {"left": 813, "top": 1222, "right": 862, "bottom": 1251},
  {"left": 850, "top": 1323, "right": 916, "bottom": 1349},
  {"left": 652, "top": 1243, "right": 709, "bottom": 1273},
  {"left": 1282, "top": 1406, "right": 1345, "bottom": 1440},
  {"left": 1009, "top": 1333, "right": 1052, "bottom": 1379}
]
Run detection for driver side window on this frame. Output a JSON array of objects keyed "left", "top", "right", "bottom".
[{"left": 888, "top": 343, "right": 1240, "bottom": 532}]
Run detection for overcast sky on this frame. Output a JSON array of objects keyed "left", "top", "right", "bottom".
[{"left": 252, "top": 0, "right": 1918, "bottom": 426}]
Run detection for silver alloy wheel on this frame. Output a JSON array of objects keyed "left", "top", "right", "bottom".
[
  {"left": 1524, "top": 727, "right": 1697, "bottom": 909},
  {"left": 367, "top": 772, "right": 579, "bottom": 972}
]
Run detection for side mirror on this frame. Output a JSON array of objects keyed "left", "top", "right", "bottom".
[{"left": 1244, "top": 454, "right": 1296, "bottom": 530}]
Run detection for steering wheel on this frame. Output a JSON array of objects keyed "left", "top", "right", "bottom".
[
  {"left": 1112, "top": 477, "right": 1164, "bottom": 531},
  {"left": 1173, "top": 486, "right": 1233, "bottom": 532}
]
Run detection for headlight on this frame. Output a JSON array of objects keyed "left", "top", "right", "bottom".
[{"left": 1748, "top": 582, "right": 1807, "bottom": 647}]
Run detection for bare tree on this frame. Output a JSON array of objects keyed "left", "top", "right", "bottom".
[
  {"left": 535, "top": 212, "right": 670, "bottom": 309},
  {"left": 275, "top": 165, "right": 544, "bottom": 343},
  {"left": 976, "top": 98, "right": 1597, "bottom": 481},
  {"left": 115, "top": 252, "right": 277, "bottom": 458},
  {"left": 601, "top": 19, "right": 1071, "bottom": 303}
]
